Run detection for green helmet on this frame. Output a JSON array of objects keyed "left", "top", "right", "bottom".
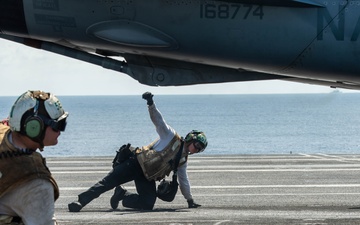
[{"left": 184, "top": 130, "right": 208, "bottom": 152}]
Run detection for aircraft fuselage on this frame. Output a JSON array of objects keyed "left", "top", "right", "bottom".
[{"left": 1, "top": 0, "right": 360, "bottom": 88}]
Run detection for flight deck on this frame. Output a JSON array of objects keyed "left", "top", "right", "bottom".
[{"left": 49, "top": 154, "right": 360, "bottom": 224}]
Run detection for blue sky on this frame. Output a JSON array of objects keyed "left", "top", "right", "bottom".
[{"left": 0, "top": 39, "right": 346, "bottom": 96}]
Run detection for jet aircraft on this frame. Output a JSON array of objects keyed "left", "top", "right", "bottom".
[{"left": 0, "top": 0, "right": 359, "bottom": 90}]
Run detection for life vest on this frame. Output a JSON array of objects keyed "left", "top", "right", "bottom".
[
  {"left": 136, "top": 133, "right": 187, "bottom": 181},
  {"left": 0, "top": 124, "right": 59, "bottom": 200}
]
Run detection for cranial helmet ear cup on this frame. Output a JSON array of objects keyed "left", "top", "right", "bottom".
[{"left": 24, "top": 116, "right": 44, "bottom": 139}]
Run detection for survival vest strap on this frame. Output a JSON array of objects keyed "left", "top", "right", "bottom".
[
  {"left": 0, "top": 149, "right": 34, "bottom": 159},
  {"left": 173, "top": 140, "right": 184, "bottom": 175},
  {"left": 156, "top": 141, "right": 184, "bottom": 202}
]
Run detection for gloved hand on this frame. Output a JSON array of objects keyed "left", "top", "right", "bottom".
[
  {"left": 187, "top": 199, "right": 201, "bottom": 208},
  {"left": 142, "top": 92, "right": 154, "bottom": 106}
]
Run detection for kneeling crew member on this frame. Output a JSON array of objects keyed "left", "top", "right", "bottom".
[{"left": 68, "top": 92, "right": 207, "bottom": 212}]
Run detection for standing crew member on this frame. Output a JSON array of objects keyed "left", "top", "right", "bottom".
[
  {"left": 0, "top": 90, "right": 68, "bottom": 225},
  {"left": 68, "top": 92, "right": 207, "bottom": 211}
]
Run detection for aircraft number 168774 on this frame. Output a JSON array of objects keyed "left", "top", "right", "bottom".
[{"left": 200, "top": 3, "right": 264, "bottom": 20}]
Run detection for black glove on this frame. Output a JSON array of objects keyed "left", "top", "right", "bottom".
[
  {"left": 187, "top": 199, "right": 201, "bottom": 208},
  {"left": 142, "top": 92, "right": 154, "bottom": 106}
]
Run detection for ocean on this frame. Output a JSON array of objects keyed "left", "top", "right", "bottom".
[{"left": 1, "top": 93, "right": 360, "bottom": 157}]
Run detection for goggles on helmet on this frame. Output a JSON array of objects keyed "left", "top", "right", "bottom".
[
  {"left": 42, "top": 112, "right": 68, "bottom": 132},
  {"left": 194, "top": 141, "right": 205, "bottom": 153}
]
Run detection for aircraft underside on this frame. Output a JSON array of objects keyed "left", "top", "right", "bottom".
[{"left": 0, "top": 0, "right": 360, "bottom": 90}]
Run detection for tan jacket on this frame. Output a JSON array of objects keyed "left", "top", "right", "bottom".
[{"left": 0, "top": 124, "right": 59, "bottom": 200}]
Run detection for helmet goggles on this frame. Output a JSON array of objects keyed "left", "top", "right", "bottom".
[
  {"left": 194, "top": 141, "right": 205, "bottom": 153},
  {"left": 42, "top": 112, "right": 68, "bottom": 132}
]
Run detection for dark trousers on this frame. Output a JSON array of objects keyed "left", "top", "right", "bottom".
[{"left": 78, "top": 156, "right": 157, "bottom": 210}]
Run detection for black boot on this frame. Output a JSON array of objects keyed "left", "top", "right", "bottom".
[
  {"left": 110, "top": 186, "right": 127, "bottom": 209},
  {"left": 68, "top": 201, "right": 83, "bottom": 212},
  {"left": 68, "top": 196, "right": 90, "bottom": 212}
]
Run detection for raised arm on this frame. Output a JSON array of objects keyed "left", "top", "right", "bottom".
[{"left": 142, "top": 92, "right": 175, "bottom": 148}]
